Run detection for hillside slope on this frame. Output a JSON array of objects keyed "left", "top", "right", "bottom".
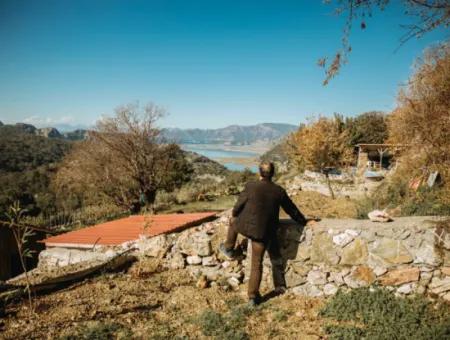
[{"left": 162, "top": 123, "right": 298, "bottom": 145}]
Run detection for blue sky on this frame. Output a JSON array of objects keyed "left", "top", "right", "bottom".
[{"left": 0, "top": 0, "right": 447, "bottom": 129}]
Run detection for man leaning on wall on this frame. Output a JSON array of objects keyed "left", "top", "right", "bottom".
[{"left": 220, "top": 161, "right": 318, "bottom": 306}]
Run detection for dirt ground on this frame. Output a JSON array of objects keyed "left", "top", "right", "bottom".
[
  {"left": 1, "top": 259, "right": 325, "bottom": 339},
  {"left": 1, "top": 190, "right": 357, "bottom": 339}
]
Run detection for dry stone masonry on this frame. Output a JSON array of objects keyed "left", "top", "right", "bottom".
[
  {"left": 38, "top": 210, "right": 450, "bottom": 301},
  {"left": 251, "top": 216, "right": 450, "bottom": 301}
]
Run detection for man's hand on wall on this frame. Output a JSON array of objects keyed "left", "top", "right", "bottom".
[{"left": 306, "top": 216, "right": 321, "bottom": 226}]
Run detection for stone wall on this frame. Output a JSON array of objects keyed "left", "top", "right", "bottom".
[
  {"left": 251, "top": 216, "right": 450, "bottom": 300},
  {"left": 38, "top": 211, "right": 450, "bottom": 301}
]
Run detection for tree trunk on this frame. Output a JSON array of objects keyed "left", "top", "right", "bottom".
[{"left": 325, "top": 173, "right": 335, "bottom": 199}]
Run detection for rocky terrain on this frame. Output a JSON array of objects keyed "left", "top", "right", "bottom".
[
  {"left": 36, "top": 211, "right": 450, "bottom": 301},
  {"left": 2, "top": 210, "right": 450, "bottom": 338}
]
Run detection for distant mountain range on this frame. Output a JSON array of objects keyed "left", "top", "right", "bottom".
[
  {"left": 0, "top": 121, "right": 298, "bottom": 144},
  {"left": 0, "top": 122, "right": 88, "bottom": 140},
  {"left": 162, "top": 123, "right": 298, "bottom": 145}
]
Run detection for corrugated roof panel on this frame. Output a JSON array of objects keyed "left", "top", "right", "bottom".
[{"left": 42, "top": 212, "right": 217, "bottom": 247}]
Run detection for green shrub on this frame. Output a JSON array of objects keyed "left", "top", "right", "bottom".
[
  {"left": 357, "top": 179, "right": 450, "bottom": 218},
  {"left": 320, "top": 287, "right": 450, "bottom": 340},
  {"left": 196, "top": 306, "right": 253, "bottom": 340},
  {"left": 59, "top": 321, "right": 131, "bottom": 340}
]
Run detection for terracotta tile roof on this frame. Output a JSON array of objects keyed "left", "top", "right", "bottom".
[{"left": 42, "top": 212, "right": 217, "bottom": 248}]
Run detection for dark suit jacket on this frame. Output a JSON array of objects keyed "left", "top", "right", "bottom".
[{"left": 232, "top": 179, "right": 306, "bottom": 241}]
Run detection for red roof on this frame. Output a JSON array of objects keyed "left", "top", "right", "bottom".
[{"left": 42, "top": 212, "right": 217, "bottom": 248}]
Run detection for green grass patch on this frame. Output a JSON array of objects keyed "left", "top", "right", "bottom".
[
  {"left": 195, "top": 303, "right": 261, "bottom": 340},
  {"left": 59, "top": 321, "right": 131, "bottom": 340},
  {"left": 160, "top": 195, "right": 236, "bottom": 213},
  {"left": 320, "top": 287, "right": 450, "bottom": 340}
]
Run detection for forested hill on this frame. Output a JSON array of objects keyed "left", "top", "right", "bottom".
[
  {"left": 0, "top": 122, "right": 87, "bottom": 141},
  {"left": 162, "top": 123, "right": 298, "bottom": 145}
]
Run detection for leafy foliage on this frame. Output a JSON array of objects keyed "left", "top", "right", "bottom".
[
  {"left": 388, "top": 43, "right": 450, "bottom": 197},
  {"left": 320, "top": 287, "right": 450, "bottom": 340},
  {"left": 0, "top": 128, "right": 71, "bottom": 219},
  {"left": 344, "top": 111, "right": 388, "bottom": 146},
  {"left": 54, "top": 103, "right": 193, "bottom": 212},
  {"left": 0, "top": 126, "right": 70, "bottom": 173},
  {"left": 286, "top": 115, "right": 354, "bottom": 172},
  {"left": 321, "top": 1, "right": 450, "bottom": 85},
  {"left": 3, "top": 202, "right": 36, "bottom": 313}
]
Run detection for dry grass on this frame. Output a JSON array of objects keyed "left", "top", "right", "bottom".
[
  {"left": 285, "top": 191, "right": 358, "bottom": 219},
  {"left": 2, "top": 259, "right": 325, "bottom": 339}
]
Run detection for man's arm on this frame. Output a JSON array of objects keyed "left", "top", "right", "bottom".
[
  {"left": 281, "top": 190, "right": 306, "bottom": 225},
  {"left": 232, "top": 184, "right": 249, "bottom": 217}
]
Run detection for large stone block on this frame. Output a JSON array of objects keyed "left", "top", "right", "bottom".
[
  {"left": 414, "top": 244, "right": 442, "bottom": 266},
  {"left": 310, "top": 233, "right": 340, "bottom": 265},
  {"left": 177, "top": 231, "right": 212, "bottom": 257},
  {"left": 136, "top": 234, "right": 170, "bottom": 258},
  {"left": 307, "top": 270, "right": 327, "bottom": 285},
  {"left": 285, "top": 267, "right": 307, "bottom": 287},
  {"left": 379, "top": 267, "right": 420, "bottom": 286},
  {"left": 370, "top": 239, "right": 413, "bottom": 267},
  {"left": 429, "top": 277, "right": 450, "bottom": 295},
  {"left": 352, "top": 266, "right": 375, "bottom": 285},
  {"left": 343, "top": 266, "right": 375, "bottom": 288},
  {"left": 340, "top": 238, "right": 368, "bottom": 265}
]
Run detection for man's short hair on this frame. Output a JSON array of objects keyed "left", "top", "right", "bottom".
[{"left": 259, "top": 161, "right": 275, "bottom": 179}]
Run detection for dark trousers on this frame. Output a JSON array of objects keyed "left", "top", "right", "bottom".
[{"left": 224, "top": 222, "right": 286, "bottom": 299}]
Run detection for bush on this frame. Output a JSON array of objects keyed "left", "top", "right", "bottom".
[
  {"left": 59, "top": 322, "right": 131, "bottom": 340},
  {"left": 320, "top": 287, "right": 450, "bottom": 340},
  {"left": 195, "top": 305, "right": 256, "bottom": 340},
  {"left": 356, "top": 179, "right": 450, "bottom": 218}
]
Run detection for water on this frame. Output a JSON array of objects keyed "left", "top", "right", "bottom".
[{"left": 182, "top": 144, "right": 259, "bottom": 172}]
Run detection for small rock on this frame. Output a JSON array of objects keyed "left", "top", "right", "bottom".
[
  {"left": 429, "top": 277, "right": 450, "bottom": 294},
  {"left": 186, "top": 255, "right": 202, "bottom": 265},
  {"left": 292, "top": 283, "right": 324, "bottom": 297},
  {"left": 419, "top": 266, "right": 434, "bottom": 272},
  {"left": 420, "top": 271, "right": 433, "bottom": 281},
  {"left": 328, "top": 271, "right": 345, "bottom": 286},
  {"left": 394, "top": 229, "right": 411, "bottom": 240},
  {"left": 442, "top": 267, "right": 450, "bottom": 276},
  {"left": 196, "top": 275, "right": 208, "bottom": 289},
  {"left": 442, "top": 292, "right": 450, "bottom": 302},
  {"left": 416, "top": 285, "right": 427, "bottom": 295},
  {"left": 373, "top": 266, "right": 388, "bottom": 277},
  {"left": 323, "top": 283, "right": 338, "bottom": 296},
  {"left": 397, "top": 283, "right": 415, "bottom": 295},
  {"left": 227, "top": 277, "right": 240, "bottom": 290},
  {"left": 202, "top": 256, "right": 218, "bottom": 266},
  {"left": 307, "top": 270, "right": 327, "bottom": 285},
  {"left": 169, "top": 253, "right": 185, "bottom": 269},
  {"left": 332, "top": 232, "right": 354, "bottom": 247},
  {"left": 368, "top": 209, "right": 392, "bottom": 222}
]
